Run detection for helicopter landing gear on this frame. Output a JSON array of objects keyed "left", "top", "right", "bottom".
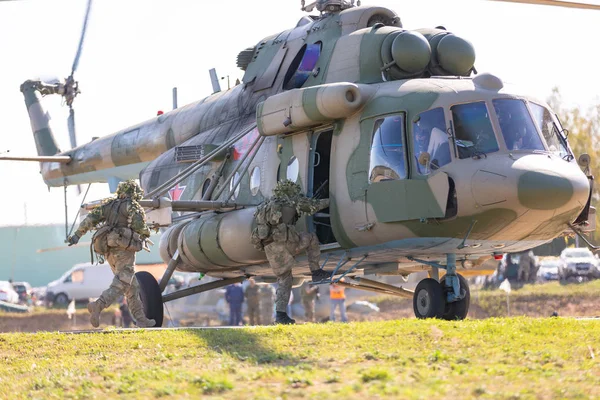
[
  {"left": 136, "top": 271, "right": 164, "bottom": 327},
  {"left": 440, "top": 273, "right": 470, "bottom": 320},
  {"left": 409, "top": 253, "right": 470, "bottom": 319},
  {"left": 413, "top": 278, "right": 445, "bottom": 318}
]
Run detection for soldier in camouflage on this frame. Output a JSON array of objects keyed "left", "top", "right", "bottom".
[
  {"left": 251, "top": 180, "right": 331, "bottom": 324},
  {"left": 244, "top": 278, "right": 261, "bottom": 325},
  {"left": 67, "top": 180, "right": 156, "bottom": 328},
  {"left": 259, "top": 284, "right": 276, "bottom": 325}
]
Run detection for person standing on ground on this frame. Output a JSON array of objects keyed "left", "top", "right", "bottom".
[
  {"left": 259, "top": 284, "right": 276, "bottom": 325},
  {"left": 67, "top": 180, "right": 155, "bottom": 328},
  {"left": 225, "top": 283, "right": 244, "bottom": 326},
  {"left": 251, "top": 180, "right": 331, "bottom": 325},
  {"left": 245, "top": 278, "right": 261, "bottom": 325},
  {"left": 329, "top": 282, "right": 348, "bottom": 322},
  {"left": 301, "top": 282, "right": 319, "bottom": 322}
]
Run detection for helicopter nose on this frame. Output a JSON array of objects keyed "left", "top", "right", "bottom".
[{"left": 517, "top": 162, "right": 589, "bottom": 211}]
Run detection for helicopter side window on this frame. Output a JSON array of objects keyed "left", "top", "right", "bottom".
[
  {"left": 529, "top": 103, "right": 570, "bottom": 159},
  {"left": 451, "top": 102, "right": 499, "bottom": 159},
  {"left": 283, "top": 43, "right": 322, "bottom": 91},
  {"left": 369, "top": 115, "right": 407, "bottom": 182},
  {"left": 412, "top": 108, "right": 451, "bottom": 175},
  {"left": 493, "top": 99, "right": 545, "bottom": 152}
]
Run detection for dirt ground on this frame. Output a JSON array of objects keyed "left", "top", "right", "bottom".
[{"left": 1, "top": 289, "right": 598, "bottom": 333}]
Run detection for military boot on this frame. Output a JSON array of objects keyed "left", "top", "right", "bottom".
[
  {"left": 311, "top": 269, "right": 331, "bottom": 283},
  {"left": 87, "top": 299, "right": 106, "bottom": 328},
  {"left": 134, "top": 316, "right": 156, "bottom": 328},
  {"left": 275, "top": 311, "right": 296, "bottom": 325}
]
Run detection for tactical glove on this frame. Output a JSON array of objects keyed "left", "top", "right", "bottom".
[{"left": 67, "top": 234, "right": 80, "bottom": 246}]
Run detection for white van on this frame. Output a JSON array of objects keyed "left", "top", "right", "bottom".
[{"left": 46, "top": 263, "right": 114, "bottom": 306}]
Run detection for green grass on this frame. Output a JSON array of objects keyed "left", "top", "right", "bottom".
[{"left": 1, "top": 318, "right": 599, "bottom": 399}]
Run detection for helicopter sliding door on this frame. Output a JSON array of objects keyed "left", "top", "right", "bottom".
[
  {"left": 364, "top": 113, "right": 449, "bottom": 223},
  {"left": 309, "top": 129, "right": 336, "bottom": 244}
]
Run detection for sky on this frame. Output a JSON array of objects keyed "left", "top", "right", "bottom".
[{"left": 0, "top": 0, "right": 598, "bottom": 226}]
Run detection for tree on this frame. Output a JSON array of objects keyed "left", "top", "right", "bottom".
[{"left": 547, "top": 88, "right": 600, "bottom": 244}]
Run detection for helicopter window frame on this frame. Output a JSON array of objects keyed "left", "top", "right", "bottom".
[
  {"left": 250, "top": 166, "right": 261, "bottom": 196},
  {"left": 229, "top": 172, "right": 241, "bottom": 200},
  {"left": 367, "top": 113, "right": 409, "bottom": 183},
  {"left": 201, "top": 178, "right": 211, "bottom": 198},
  {"left": 528, "top": 101, "right": 572, "bottom": 159},
  {"left": 450, "top": 101, "right": 500, "bottom": 159},
  {"left": 492, "top": 98, "right": 546, "bottom": 152},
  {"left": 412, "top": 107, "right": 451, "bottom": 176}
]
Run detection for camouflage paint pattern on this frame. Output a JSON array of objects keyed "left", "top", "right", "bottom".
[{"left": 22, "top": 4, "right": 592, "bottom": 282}]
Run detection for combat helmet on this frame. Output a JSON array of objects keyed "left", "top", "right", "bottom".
[
  {"left": 116, "top": 179, "right": 144, "bottom": 201},
  {"left": 273, "top": 179, "right": 303, "bottom": 201}
]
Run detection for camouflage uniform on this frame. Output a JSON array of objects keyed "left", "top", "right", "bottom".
[
  {"left": 259, "top": 284, "right": 276, "bottom": 325},
  {"left": 245, "top": 281, "right": 261, "bottom": 325},
  {"left": 251, "top": 180, "right": 330, "bottom": 324},
  {"left": 68, "top": 180, "right": 155, "bottom": 328},
  {"left": 300, "top": 283, "right": 319, "bottom": 322}
]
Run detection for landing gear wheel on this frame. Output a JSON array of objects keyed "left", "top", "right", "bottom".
[
  {"left": 135, "top": 271, "right": 164, "bottom": 327},
  {"left": 440, "top": 273, "right": 470, "bottom": 320},
  {"left": 413, "top": 278, "right": 445, "bottom": 319}
]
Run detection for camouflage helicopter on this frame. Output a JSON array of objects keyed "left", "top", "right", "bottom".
[{"left": 10, "top": 0, "right": 599, "bottom": 325}]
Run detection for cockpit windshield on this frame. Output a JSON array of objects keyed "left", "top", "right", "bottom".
[
  {"left": 451, "top": 102, "right": 499, "bottom": 159},
  {"left": 529, "top": 103, "right": 571, "bottom": 159},
  {"left": 493, "top": 99, "right": 545, "bottom": 152}
]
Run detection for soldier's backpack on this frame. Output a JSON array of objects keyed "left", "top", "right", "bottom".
[{"left": 92, "top": 225, "right": 112, "bottom": 257}]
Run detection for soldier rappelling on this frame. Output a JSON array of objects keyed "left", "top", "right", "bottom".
[
  {"left": 251, "top": 180, "right": 331, "bottom": 324},
  {"left": 67, "top": 180, "right": 156, "bottom": 328}
]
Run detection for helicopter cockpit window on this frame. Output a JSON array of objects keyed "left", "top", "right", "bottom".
[
  {"left": 451, "top": 102, "right": 499, "bottom": 159},
  {"left": 283, "top": 43, "right": 321, "bottom": 91},
  {"left": 412, "top": 108, "right": 451, "bottom": 175},
  {"left": 369, "top": 115, "right": 407, "bottom": 182},
  {"left": 529, "top": 103, "right": 570, "bottom": 159},
  {"left": 493, "top": 99, "right": 545, "bottom": 152}
]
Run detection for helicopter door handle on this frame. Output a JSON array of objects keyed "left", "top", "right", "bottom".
[{"left": 314, "top": 151, "right": 321, "bottom": 167}]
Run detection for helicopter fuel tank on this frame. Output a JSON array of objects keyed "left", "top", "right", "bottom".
[{"left": 159, "top": 208, "right": 266, "bottom": 272}]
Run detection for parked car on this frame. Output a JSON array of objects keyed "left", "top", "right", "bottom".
[
  {"left": 537, "top": 258, "right": 563, "bottom": 281},
  {"left": 559, "top": 247, "right": 599, "bottom": 280},
  {"left": 46, "top": 263, "right": 114, "bottom": 306},
  {"left": 0, "top": 281, "right": 19, "bottom": 304},
  {"left": 11, "top": 281, "right": 33, "bottom": 304}
]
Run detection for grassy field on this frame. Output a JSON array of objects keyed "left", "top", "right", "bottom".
[{"left": 1, "top": 318, "right": 599, "bottom": 399}]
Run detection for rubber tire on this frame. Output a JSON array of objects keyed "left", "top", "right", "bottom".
[
  {"left": 413, "top": 278, "right": 445, "bottom": 319},
  {"left": 440, "top": 273, "right": 470, "bottom": 320},
  {"left": 54, "top": 293, "right": 69, "bottom": 307},
  {"left": 135, "top": 271, "right": 164, "bottom": 327}
]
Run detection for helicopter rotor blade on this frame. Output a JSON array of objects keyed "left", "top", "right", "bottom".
[
  {"left": 67, "top": 106, "right": 78, "bottom": 149},
  {"left": 71, "top": 0, "right": 94, "bottom": 77},
  {"left": 67, "top": 105, "right": 78, "bottom": 157},
  {"left": 488, "top": 0, "right": 600, "bottom": 10}
]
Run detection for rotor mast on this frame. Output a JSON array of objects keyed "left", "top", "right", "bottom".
[{"left": 301, "top": 0, "right": 361, "bottom": 13}]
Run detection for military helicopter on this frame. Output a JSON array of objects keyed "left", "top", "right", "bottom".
[{"left": 8, "top": 0, "right": 599, "bottom": 325}]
